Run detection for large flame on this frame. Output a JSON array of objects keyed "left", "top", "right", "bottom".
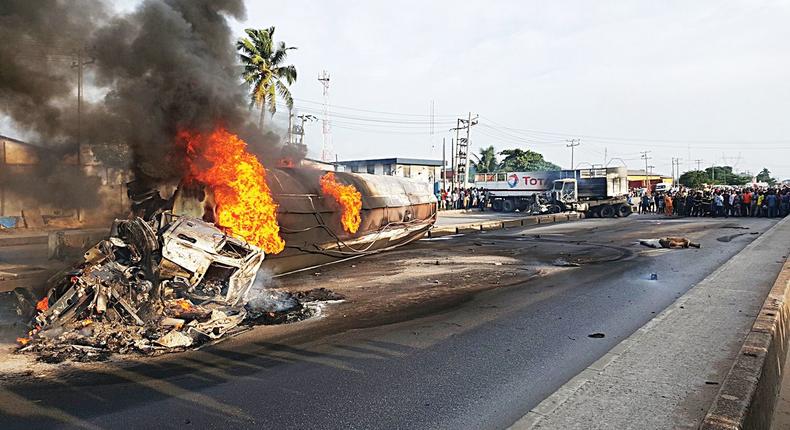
[
  {"left": 320, "top": 172, "right": 362, "bottom": 234},
  {"left": 181, "top": 126, "right": 285, "bottom": 254}
]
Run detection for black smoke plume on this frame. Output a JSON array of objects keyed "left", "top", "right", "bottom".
[{"left": 0, "top": 0, "right": 282, "bottom": 202}]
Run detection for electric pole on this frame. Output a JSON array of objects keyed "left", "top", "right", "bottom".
[
  {"left": 71, "top": 47, "right": 94, "bottom": 166},
  {"left": 671, "top": 157, "right": 682, "bottom": 183},
  {"left": 640, "top": 151, "right": 652, "bottom": 188},
  {"left": 449, "top": 113, "right": 478, "bottom": 189},
  {"left": 566, "top": 139, "right": 580, "bottom": 170},
  {"left": 296, "top": 114, "right": 317, "bottom": 146},
  {"left": 694, "top": 159, "right": 702, "bottom": 171}
]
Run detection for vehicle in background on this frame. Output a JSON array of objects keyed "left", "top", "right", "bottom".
[
  {"left": 654, "top": 183, "right": 671, "bottom": 193},
  {"left": 475, "top": 167, "right": 633, "bottom": 218}
]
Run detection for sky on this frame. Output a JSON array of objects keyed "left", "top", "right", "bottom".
[
  {"left": 237, "top": 0, "right": 790, "bottom": 179},
  {"left": 4, "top": 0, "right": 789, "bottom": 180}
]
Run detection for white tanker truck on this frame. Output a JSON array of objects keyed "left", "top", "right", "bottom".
[{"left": 474, "top": 167, "right": 633, "bottom": 218}]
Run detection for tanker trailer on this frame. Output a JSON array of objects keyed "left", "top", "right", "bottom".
[{"left": 172, "top": 167, "right": 438, "bottom": 275}]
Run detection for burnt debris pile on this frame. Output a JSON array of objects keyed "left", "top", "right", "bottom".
[{"left": 17, "top": 212, "right": 341, "bottom": 363}]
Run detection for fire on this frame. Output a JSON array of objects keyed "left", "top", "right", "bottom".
[
  {"left": 181, "top": 126, "right": 285, "bottom": 254},
  {"left": 36, "top": 296, "right": 49, "bottom": 312},
  {"left": 319, "top": 172, "right": 362, "bottom": 234},
  {"left": 175, "top": 299, "right": 193, "bottom": 312},
  {"left": 16, "top": 337, "right": 29, "bottom": 346},
  {"left": 278, "top": 158, "right": 295, "bottom": 168}
]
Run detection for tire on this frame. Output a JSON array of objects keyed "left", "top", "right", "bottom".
[
  {"left": 616, "top": 204, "right": 632, "bottom": 217},
  {"left": 491, "top": 200, "right": 503, "bottom": 212},
  {"left": 600, "top": 205, "right": 616, "bottom": 218},
  {"left": 502, "top": 199, "right": 515, "bottom": 213},
  {"left": 549, "top": 204, "right": 563, "bottom": 214}
]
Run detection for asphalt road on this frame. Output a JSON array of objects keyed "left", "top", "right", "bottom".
[{"left": 0, "top": 215, "right": 780, "bottom": 429}]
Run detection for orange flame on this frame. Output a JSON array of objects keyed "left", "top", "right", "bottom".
[
  {"left": 320, "top": 172, "right": 362, "bottom": 233},
  {"left": 36, "top": 296, "right": 49, "bottom": 312},
  {"left": 181, "top": 127, "right": 285, "bottom": 254},
  {"left": 16, "top": 337, "right": 29, "bottom": 346}
]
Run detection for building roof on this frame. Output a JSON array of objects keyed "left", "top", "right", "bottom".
[
  {"left": 337, "top": 157, "right": 443, "bottom": 167},
  {"left": 627, "top": 169, "right": 671, "bottom": 178},
  {"left": 0, "top": 134, "right": 40, "bottom": 148}
]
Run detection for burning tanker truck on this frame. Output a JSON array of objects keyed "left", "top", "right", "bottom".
[{"left": 17, "top": 127, "right": 436, "bottom": 362}]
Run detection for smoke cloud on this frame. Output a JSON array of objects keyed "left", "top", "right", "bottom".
[{"left": 0, "top": 0, "right": 283, "bottom": 201}]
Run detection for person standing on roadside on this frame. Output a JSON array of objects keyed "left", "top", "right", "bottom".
[
  {"left": 664, "top": 192, "right": 673, "bottom": 216},
  {"left": 713, "top": 192, "right": 724, "bottom": 217},
  {"left": 741, "top": 189, "right": 752, "bottom": 216},
  {"left": 766, "top": 190, "right": 778, "bottom": 217}
]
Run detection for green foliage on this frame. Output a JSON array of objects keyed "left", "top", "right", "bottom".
[
  {"left": 678, "top": 170, "right": 710, "bottom": 188},
  {"left": 473, "top": 146, "right": 499, "bottom": 173},
  {"left": 498, "top": 148, "right": 561, "bottom": 171},
  {"left": 679, "top": 166, "right": 751, "bottom": 187},
  {"left": 89, "top": 141, "right": 132, "bottom": 169},
  {"left": 702, "top": 165, "right": 751, "bottom": 186},
  {"left": 756, "top": 168, "right": 777, "bottom": 185},
  {"left": 236, "top": 27, "right": 297, "bottom": 127}
]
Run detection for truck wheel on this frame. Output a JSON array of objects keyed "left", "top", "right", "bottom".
[
  {"left": 617, "top": 204, "right": 632, "bottom": 217},
  {"left": 502, "top": 199, "right": 515, "bottom": 212},
  {"left": 549, "top": 204, "right": 563, "bottom": 214},
  {"left": 600, "top": 205, "right": 616, "bottom": 218},
  {"left": 492, "top": 200, "right": 503, "bottom": 212}
]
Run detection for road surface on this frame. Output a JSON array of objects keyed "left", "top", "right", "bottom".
[{"left": 0, "top": 215, "right": 779, "bottom": 429}]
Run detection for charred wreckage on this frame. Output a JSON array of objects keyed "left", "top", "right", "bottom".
[
  {"left": 18, "top": 211, "right": 340, "bottom": 363},
  {"left": 16, "top": 162, "right": 437, "bottom": 363}
]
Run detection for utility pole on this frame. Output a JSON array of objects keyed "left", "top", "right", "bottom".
[
  {"left": 450, "top": 138, "right": 455, "bottom": 192},
  {"left": 318, "top": 70, "right": 332, "bottom": 161},
  {"left": 694, "top": 159, "right": 702, "bottom": 171},
  {"left": 449, "top": 113, "right": 478, "bottom": 189},
  {"left": 640, "top": 151, "right": 652, "bottom": 188},
  {"left": 565, "top": 139, "right": 580, "bottom": 170},
  {"left": 287, "top": 108, "right": 293, "bottom": 145},
  {"left": 671, "top": 157, "right": 682, "bottom": 183},
  {"left": 296, "top": 114, "right": 317, "bottom": 146},
  {"left": 441, "top": 137, "right": 446, "bottom": 192},
  {"left": 71, "top": 47, "right": 94, "bottom": 167}
]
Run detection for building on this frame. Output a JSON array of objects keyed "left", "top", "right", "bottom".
[
  {"left": 0, "top": 134, "right": 130, "bottom": 227},
  {"left": 627, "top": 169, "right": 673, "bottom": 190},
  {"left": 336, "top": 158, "right": 443, "bottom": 183}
]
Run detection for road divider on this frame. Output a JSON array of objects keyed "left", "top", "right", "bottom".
[{"left": 428, "top": 213, "right": 583, "bottom": 238}]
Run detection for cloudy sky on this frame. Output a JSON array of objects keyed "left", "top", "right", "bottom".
[{"left": 237, "top": 0, "right": 790, "bottom": 179}]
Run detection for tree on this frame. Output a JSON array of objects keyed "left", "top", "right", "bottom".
[
  {"left": 473, "top": 146, "right": 499, "bottom": 173},
  {"left": 702, "top": 165, "right": 750, "bottom": 186},
  {"left": 756, "top": 168, "right": 777, "bottom": 185},
  {"left": 499, "top": 148, "right": 561, "bottom": 171},
  {"left": 236, "top": 27, "right": 298, "bottom": 128},
  {"left": 678, "top": 170, "right": 710, "bottom": 188}
]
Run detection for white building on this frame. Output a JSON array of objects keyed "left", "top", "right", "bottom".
[{"left": 336, "top": 158, "right": 443, "bottom": 183}]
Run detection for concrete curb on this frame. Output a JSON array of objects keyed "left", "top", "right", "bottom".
[
  {"left": 701, "top": 218, "right": 790, "bottom": 430},
  {"left": 427, "top": 213, "right": 582, "bottom": 238}
]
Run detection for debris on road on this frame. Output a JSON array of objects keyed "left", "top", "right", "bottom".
[
  {"left": 588, "top": 333, "right": 606, "bottom": 338},
  {"left": 639, "top": 237, "right": 701, "bottom": 249},
  {"left": 552, "top": 258, "right": 581, "bottom": 267},
  {"left": 15, "top": 213, "right": 342, "bottom": 363}
]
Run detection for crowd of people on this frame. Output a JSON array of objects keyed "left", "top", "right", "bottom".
[
  {"left": 632, "top": 185, "right": 790, "bottom": 218},
  {"left": 436, "top": 187, "right": 488, "bottom": 211}
]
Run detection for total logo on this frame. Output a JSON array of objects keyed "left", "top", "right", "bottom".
[{"left": 507, "top": 174, "right": 519, "bottom": 188}]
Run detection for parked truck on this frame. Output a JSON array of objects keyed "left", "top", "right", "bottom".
[{"left": 474, "top": 167, "right": 632, "bottom": 217}]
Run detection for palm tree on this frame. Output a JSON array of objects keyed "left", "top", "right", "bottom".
[
  {"left": 236, "top": 27, "right": 297, "bottom": 128},
  {"left": 474, "top": 146, "right": 499, "bottom": 173}
]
